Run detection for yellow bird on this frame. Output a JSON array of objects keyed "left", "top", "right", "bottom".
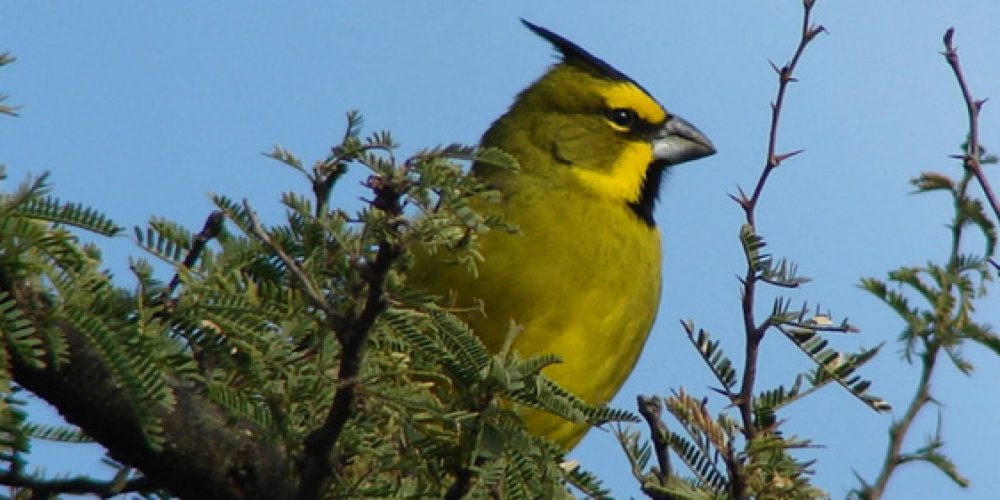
[{"left": 412, "top": 20, "right": 715, "bottom": 449}]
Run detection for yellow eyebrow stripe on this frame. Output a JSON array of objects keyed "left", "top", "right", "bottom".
[{"left": 599, "top": 82, "right": 667, "bottom": 124}]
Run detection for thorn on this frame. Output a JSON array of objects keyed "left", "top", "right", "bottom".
[
  {"left": 806, "top": 25, "right": 827, "bottom": 42},
  {"left": 774, "top": 149, "right": 806, "bottom": 164},
  {"left": 769, "top": 59, "right": 780, "bottom": 74},
  {"left": 975, "top": 98, "right": 988, "bottom": 111},
  {"left": 949, "top": 154, "right": 965, "bottom": 160},
  {"left": 729, "top": 188, "right": 751, "bottom": 210},
  {"left": 944, "top": 27, "right": 955, "bottom": 49},
  {"left": 730, "top": 188, "right": 750, "bottom": 205},
  {"left": 787, "top": 76, "right": 800, "bottom": 83}
]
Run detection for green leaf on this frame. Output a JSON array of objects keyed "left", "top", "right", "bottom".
[
  {"left": 911, "top": 172, "right": 955, "bottom": 193},
  {"left": 682, "top": 321, "right": 738, "bottom": 390}
]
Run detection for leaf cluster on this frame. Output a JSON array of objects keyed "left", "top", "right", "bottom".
[
  {"left": 619, "top": 3, "right": 889, "bottom": 498},
  {"left": 0, "top": 107, "right": 633, "bottom": 497},
  {"left": 854, "top": 144, "right": 999, "bottom": 497}
]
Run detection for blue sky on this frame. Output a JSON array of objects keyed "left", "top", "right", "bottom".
[{"left": 5, "top": 2, "right": 1000, "bottom": 498}]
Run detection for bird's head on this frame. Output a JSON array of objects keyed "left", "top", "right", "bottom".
[{"left": 480, "top": 20, "right": 715, "bottom": 226}]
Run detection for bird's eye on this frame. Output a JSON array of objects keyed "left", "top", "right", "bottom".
[{"left": 606, "top": 108, "right": 636, "bottom": 130}]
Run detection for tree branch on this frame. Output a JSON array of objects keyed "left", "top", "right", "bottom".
[
  {"left": 165, "top": 210, "right": 225, "bottom": 296},
  {"left": 293, "top": 172, "right": 406, "bottom": 500},
  {"left": 942, "top": 28, "right": 1000, "bottom": 226},
  {"left": 861, "top": 344, "right": 938, "bottom": 499},
  {"left": 5, "top": 279, "right": 296, "bottom": 499},
  {"left": 1, "top": 470, "right": 154, "bottom": 498},
  {"left": 637, "top": 396, "right": 672, "bottom": 488},
  {"left": 732, "top": 2, "right": 824, "bottom": 498},
  {"left": 245, "top": 200, "right": 336, "bottom": 318}
]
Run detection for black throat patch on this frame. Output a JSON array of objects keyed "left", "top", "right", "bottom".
[{"left": 627, "top": 162, "right": 668, "bottom": 228}]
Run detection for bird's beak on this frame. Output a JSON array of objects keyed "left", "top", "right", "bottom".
[{"left": 651, "top": 115, "right": 716, "bottom": 165}]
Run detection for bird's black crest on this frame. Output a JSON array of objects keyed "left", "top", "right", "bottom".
[{"left": 521, "top": 19, "right": 639, "bottom": 87}]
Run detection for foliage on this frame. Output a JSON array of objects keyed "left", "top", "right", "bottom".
[
  {"left": 0, "top": 98, "right": 635, "bottom": 496},
  {"left": 617, "top": 4, "right": 999, "bottom": 500},
  {"left": 618, "top": 2, "right": 892, "bottom": 498},
  {"left": 849, "top": 28, "right": 1000, "bottom": 499},
  {"left": 853, "top": 142, "right": 998, "bottom": 498},
  {"left": 1, "top": 5, "right": 999, "bottom": 499}
]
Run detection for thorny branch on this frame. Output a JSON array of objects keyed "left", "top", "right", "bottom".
[
  {"left": 942, "top": 28, "right": 1000, "bottom": 226},
  {"left": 731, "top": 2, "right": 824, "bottom": 498},
  {"left": 292, "top": 171, "right": 407, "bottom": 500},
  {"left": 862, "top": 27, "right": 994, "bottom": 499}
]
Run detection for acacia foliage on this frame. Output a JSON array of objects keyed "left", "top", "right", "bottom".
[{"left": 0, "top": 106, "right": 632, "bottom": 498}]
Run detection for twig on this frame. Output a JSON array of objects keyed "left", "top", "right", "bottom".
[
  {"left": 942, "top": 28, "right": 1000, "bottom": 226},
  {"left": 637, "top": 396, "right": 672, "bottom": 487},
  {"left": 312, "top": 145, "right": 395, "bottom": 217},
  {"left": 153, "top": 211, "right": 227, "bottom": 374},
  {"left": 730, "top": 2, "right": 824, "bottom": 498},
  {"left": 165, "top": 210, "right": 225, "bottom": 296},
  {"left": 861, "top": 28, "right": 994, "bottom": 498},
  {"left": 293, "top": 173, "right": 406, "bottom": 500},
  {"left": 861, "top": 345, "right": 938, "bottom": 499},
  {"left": 1, "top": 471, "right": 154, "bottom": 498},
  {"left": 736, "top": 0, "right": 823, "bottom": 433},
  {"left": 244, "top": 199, "right": 335, "bottom": 318}
]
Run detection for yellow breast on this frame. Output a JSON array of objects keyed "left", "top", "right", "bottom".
[{"left": 413, "top": 174, "right": 662, "bottom": 449}]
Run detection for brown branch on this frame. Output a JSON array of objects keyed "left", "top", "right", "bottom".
[
  {"left": 731, "top": 2, "right": 824, "bottom": 498},
  {"left": 5, "top": 279, "right": 296, "bottom": 499},
  {"left": 737, "top": 0, "right": 822, "bottom": 440},
  {"left": 942, "top": 28, "right": 1000, "bottom": 227},
  {"left": 861, "top": 344, "right": 938, "bottom": 499},
  {"left": 742, "top": 5, "right": 823, "bottom": 223},
  {"left": 244, "top": 200, "right": 335, "bottom": 318},
  {"left": 1, "top": 471, "right": 155, "bottom": 498},
  {"left": 637, "top": 396, "right": 672, "bottom": 488},
  {"left": 293, "top": 173, "right": 406, "bottom": 500},
  {"left": 165, "top": 210, "right": 225, "bottom": 296},
  {"left": 860, "top": 29, "right": 994, "bottom": 498}
]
